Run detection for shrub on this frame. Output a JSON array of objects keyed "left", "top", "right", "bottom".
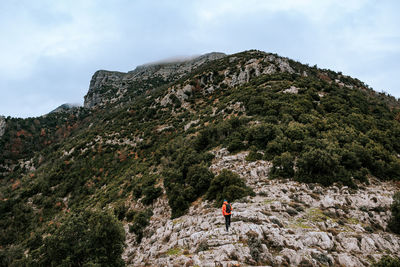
[
  {"left": 168, "top": 192, "right": 190, "bottom": 218},
  {"left": 246, "top": 230, "right": 263, "bottom": 263},
  {"left": 388, "top": 192, "right": 400, "bottom": 234},
  {"left": 206, "top": 169, "right": 254, "bottom": 205},
  {"left": 40, "top": 210, "right": 125, "bottom": 266},
  {"left": 114, "top": 201, "right": 128, "bottom": 220},
  {"left": 246, "top": 124, "right": 276, "bottom": 149},
  {"left": 129, "top": 209, "right": 153, "bottom": 243},
  {"left": 195, "top": 239, "right": 209, "bottom": 253},
  {"left": 372, "top": 255, "right": 400, "bottom": 267},
  {"left": 264, "top": 137, "right": 286, "bottom": 160},
  {"left": 186, "top": 164, "right": 214, "bottom": 196},
  {"left": 296, "top": 148, "right": 340, "bottom": 186},
  {"left": 142, "top": 186, "right": 162, "bottom": 205},
  {"left": 245, "top": 150, "right": 263, "bottom": 162},
  {"left": 285, "top": 122, "right": 307, "bottom": 141},
  {"left": 271, "top": 152, "right": 295, "bottom": 178},
  {"left": 227, "top": 136, "right": 245, "bottom": 153},
  {"left": 126, "top": 210, "right": 137, "bottom": 222}
]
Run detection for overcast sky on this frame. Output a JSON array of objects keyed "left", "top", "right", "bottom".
[{"left": 1, "top": 0, "right": 399, "bottom": 118}]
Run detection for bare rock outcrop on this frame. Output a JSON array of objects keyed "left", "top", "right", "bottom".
[
  {"left": 122, "top": 149, "right": 400, "bottom": 266},
  {"left": 158, "top": 52, "right": 299, "bottom": 108}
]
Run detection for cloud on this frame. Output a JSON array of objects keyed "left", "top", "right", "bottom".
[{"left": 0, "top": 0, "right": 117, "bottom": 78}]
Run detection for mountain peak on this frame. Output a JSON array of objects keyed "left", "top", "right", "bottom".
[
  {"left": 83, "top": 52, "right": 226, "bottom": 108},
  {"left": 49, "top": 103, "right": 80, "bottom": 114}
]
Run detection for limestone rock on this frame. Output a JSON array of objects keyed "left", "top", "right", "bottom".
[
  {"left": 0, "top": 116, "right": 5, "bottom": 138},
  {"left": 337, "top": 253, "right": 364, "bottom": 267},
  {"left": 283, "top": 86, "right": 299, "bottom": 94},
  {"left": 122, "top": 149, "right": 400, "bottom": 266}
]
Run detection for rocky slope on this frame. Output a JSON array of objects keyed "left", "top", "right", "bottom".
[{"left": 124, "top": 149, "right": 400, "bottom": 266}]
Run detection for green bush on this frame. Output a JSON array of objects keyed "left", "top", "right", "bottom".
[
  {"left": 142, "top": 186, "right": 162, "bottom": 205},
  {"left": 186, "top": 164, "right": 214, "bottom": 196},
  {"left": 114, "top": 201, "right": 128, "bottom": 220},
  {"left": 264, "top": 138, "right": 285, "bottom": 160},
  {"left": 285, "top": 122, "right": 307, "bottom": 141},
  {"left": 271, "top": 152, "right": 295, "bottom": 178},
  {"left": 388, "top": 192, "right": 400, "bottom": 234},
  {"left": 295, "top": 148, "right": 353, "bottom": 186},
  {"left": 126, "top": 210, "right": 137, "bottom": 222},
  {"left": 227, "top": 136, "right": 245, "bottom": 153},
  {"left": 372, "top": 255, "right": 400, "bottom": 267},
  {"left": 129, "top": 209, "right": 153, "bottom": 243},
  {"left": 166, "top": 186, "right": 190, "bottom": 218},
  {"left": 39, "top": 210, "right": 125, "bottom": 266},
  {"left": 206, "top": 169, "right": 254, "bottom": 205},
  {"left": 246, "top": 124, "right": 276, "bottom": 149},
  {"left": 245, "top": 150, "right": 263, "bottom": 162},
  {"left": 163, "top": 147, "right": 215, "bottom": 218}
]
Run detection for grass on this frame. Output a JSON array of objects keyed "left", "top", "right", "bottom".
[
  {"left": 347, "top": 217, "right": 360, "bottom": 225},
  {"left": 166, "top": 247, "right": 182, "bottom": 256},
  {"left": 288, "top": 208, "right": 332, "bottom": 229},
  {"left": 307, "top": 208, "right": 329, "bottom": 222},
  {"left": 289, "top": 218, "right": 313, "bottom": 229},
  {"left": 263, "top": 199, "right": 276, "bottom": 205},
  {"left": 172, "top": 218, "right": 183, "bottom": 225}
]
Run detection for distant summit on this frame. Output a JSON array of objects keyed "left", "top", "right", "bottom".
[{"left": 49, "top": 103, "right": 80, "bottom": 114}]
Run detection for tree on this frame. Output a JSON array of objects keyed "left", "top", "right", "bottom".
[
  {"left": 206, "top": 169, "right": 254, "bottom": 205},
  {"left": 187, "top": 164, "right": 214, "bottom": 196},
  {"left": 388, "top": 192, "right": 400, "bottom": 234}
]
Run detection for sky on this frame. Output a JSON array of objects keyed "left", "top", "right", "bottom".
[{"left": 0, "top": 0, "right": 399, "bottom": 118}]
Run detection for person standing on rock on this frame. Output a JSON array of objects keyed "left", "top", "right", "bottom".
[{"left": 222, "top": 200, "right": 232, "bottom": 231}]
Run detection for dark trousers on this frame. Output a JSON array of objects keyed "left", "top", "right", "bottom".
[{"left": 224, "top": 214, "right": 231, "bottom": 231}]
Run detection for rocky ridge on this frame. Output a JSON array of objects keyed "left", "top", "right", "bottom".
[
  {"left": 84, "top": 52, "right": 226, "bottom": 108},
  {"left": 83, "top": 50, "right": 362, "bottom": 111},
  {"left": 123, "top": 148, "right": 400, "bottom": 266},
  {"left": 157, "top": 52, "right": 299, "bottom": 108}
]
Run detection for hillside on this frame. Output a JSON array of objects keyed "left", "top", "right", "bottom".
[{"left": 1, "top": 50, "right": 400, "bottom": 266}]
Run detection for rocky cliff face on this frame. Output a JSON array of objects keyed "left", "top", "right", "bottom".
[
  {"left": 123, "top": 149, "right": 400, "bottom": 267},
  {"left": 83, "top": 52, "right": 226, "bottom": 108},
  {"left": 0, "top": 116, "right": 6, "bottom": 138}
]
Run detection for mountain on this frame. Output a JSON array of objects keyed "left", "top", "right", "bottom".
[{"left": 1, "top": 50, "right": 400, "bottom": 266}]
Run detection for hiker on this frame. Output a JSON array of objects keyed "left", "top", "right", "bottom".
[{"left": 222, "top": 200, "right": 232, "bottom": 231}]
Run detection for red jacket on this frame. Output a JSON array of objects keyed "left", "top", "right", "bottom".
[{"left": 222, "top": 201, "right": 232, "bottom": 216}]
